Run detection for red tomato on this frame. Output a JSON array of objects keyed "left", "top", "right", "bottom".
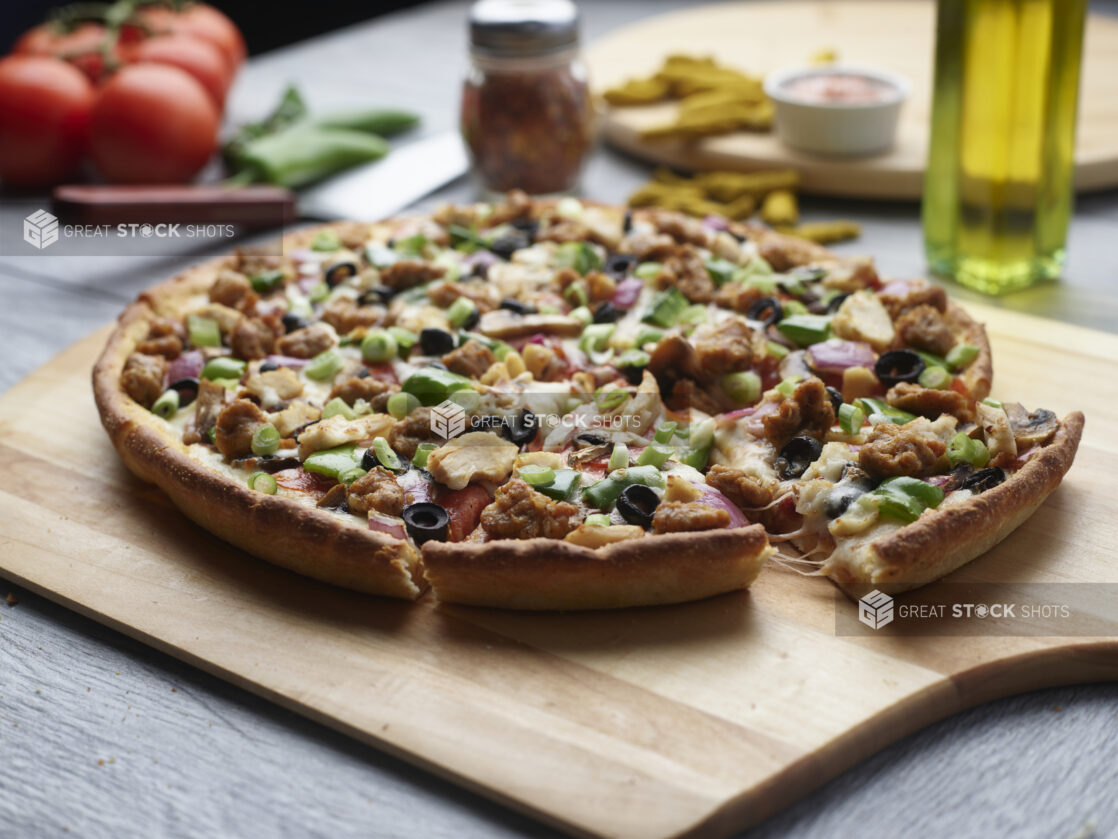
[
  {"left": 130, "top": 35, "right": 231, "bottom": 108},
  {"left": 89, "top": 63, "right": 218, "bottom": 184},
  {"left": 0, "top": 56, "right": 94, "bottom": 187},
  {"left": 138, "top": 4, "right": 246, "bottom": 73},
  {"left": 439, "top": 485, "right": 493, "bottom": 541}
]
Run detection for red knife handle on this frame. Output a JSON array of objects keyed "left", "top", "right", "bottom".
[{"left": 52, "top": 185, "right": 297, "bottom": 228}]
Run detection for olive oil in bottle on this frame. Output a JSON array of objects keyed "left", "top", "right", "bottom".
[{"left": 922, "top": 0, "right": 1087, "bottom": 295}]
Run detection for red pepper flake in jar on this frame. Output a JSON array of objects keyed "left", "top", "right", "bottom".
[{"left": 462, "top": 0, "right": 595, "bottom": 196}]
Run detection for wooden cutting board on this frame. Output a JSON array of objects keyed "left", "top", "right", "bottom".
[
  {"left": 1, "top": 308, "right": 1117, "bottom": 839},
  {"left": 585, "top": 1, "right": 1118, "bottom": 199}
]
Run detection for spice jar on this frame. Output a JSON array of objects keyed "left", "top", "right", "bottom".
[{"left": 461, "top": 0, "right": 595, "bottom": 196}]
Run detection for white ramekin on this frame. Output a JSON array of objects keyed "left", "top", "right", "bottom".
[{"left": 763, "top": 66, "right": 910, "bottom": 157}]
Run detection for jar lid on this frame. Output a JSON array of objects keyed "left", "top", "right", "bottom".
[{"left": 469, "top": 0, "right": 580, "bottom": 57}]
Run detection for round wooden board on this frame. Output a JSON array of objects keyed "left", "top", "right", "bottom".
[{"left": 585, "top": 0, "right": 1118, "bottom": 200}]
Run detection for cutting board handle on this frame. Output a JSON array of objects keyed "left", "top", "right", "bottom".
[{"left": 52, "top": 184, "right": 297, "bottom": 228}]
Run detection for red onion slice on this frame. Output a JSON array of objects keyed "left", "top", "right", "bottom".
[
  {"left": 167, "top": 349, "right": 203, "bottom": 382},
  {"left": 368, "top": 513, "right": 407, "bottom": 540},
  {"left": 806, "top": 339, "right": 876, "bottom": 374},
  {"left": 691, "top": 484, "right": 748, "bottom": 528},
  {"left": 611, "top": 277, "right": 644, "bottom": 309},
  {"left": 264, "top": 354, "right": 311, "bottom": 370}
]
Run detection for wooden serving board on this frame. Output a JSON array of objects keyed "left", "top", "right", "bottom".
[
  {"left": 1, "top": 308, "right": 1117, "bottom": 838},
  {"left": 585, "top": 1, "right": 1118, "bottom": 199}
]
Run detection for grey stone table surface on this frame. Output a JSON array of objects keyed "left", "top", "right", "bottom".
[{"left": 1, "top": 2, "right": 1117, "bottom": 838}]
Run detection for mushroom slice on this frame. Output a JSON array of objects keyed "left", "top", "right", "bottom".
[
  {"left": 477, "top": 310, "right": 584, "bottom": 339},
  {"left": 1004, "top": 402, "right": 1059, "bottom": 447}
]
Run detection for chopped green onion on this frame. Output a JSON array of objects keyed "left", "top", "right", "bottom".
[
  {"left": 251, "top": 424, "right": 280, "bottom": 456},
  {"left": 595, "top": 387, "right": 628, "bottom": 411},
  {"left": 201, "top": 356, "right": 246, "bottom": 382},
  {"left": 765, "top": 341, "right": 790, "bottom": 360},
  {"left": 538, "top": 303, "right": 560, "bottom": 315},
  {"left": 637, "top": 444, "right": 672, "bottom": 468},
  {"left": 722, "top": 370, "right": 762, "bottom": 405},
  {"left": 854, "top": 397, "right": 916, "bottom": 425},
  {"left": 582, "top": 465, "right": 665, "bottom": 510},
  {"left": 982, "top": 397, "right": 1003, "bottom": 410},
  {"left": 679, "top": 443, "right": 712, "bottom": 470},
  {"left": 946, "top": 431, "right": 991, "bottom": 468},
  {"left": 563, "top": 281, "right": 589, "bottom": 308},
  {"left": 311, "top": 229, "right": 341, "bottom": 251},
  {"left": 304, "top": 349, "right": 344, "bottom": 381},
  {"left": 775, "top": 377, "right": 800, "bottom": 398},
  {"left": 534, "top": 469, "right": 581, "bottom": 501},
  {"left": 642, "top": 287, "right": 689, "bottom": 328},
  {"left": 412, "top": 442, "right": 438, "bottom": 469},
  {"left": 838, "top": 403, "right": 865, "bottom": 435},
  {"left": 372, "top": 436, "right": 405, "bottom": 471},
  {"left": 151, "top": 389, "right": 180, "bottom": 420},
  {"left": 679, "top": 303, "right": 708, "bottom": 325},
  {"left": 584, "top": 514, "right": 611, "bottom": 527},
  {"left": 338, "top": 467, "right": 367, "bottom": 485},
  {"left": 393, "top": 232, "right": 428, "bottom": 257},
  {"left": 579, "top": 323, "right": 615, "bottom": 353},
  {"left": 322, "top": 397, "right": 355, "bottom": 420},
  {"left": 555, "top": 241, "right": 601, "bottom": 275},
  {"left": 946, "top": 344, "right": 980, "bottom": 369},
  {"left": 634, "top": 261, "right": 662, "bottom": 281},
  {"left": 187, "top": 314, "right": 221, "bottom": 348},
  {"left": 387, "top": 326, "right": 418, "bottom": 350},
  {"left": 918, "top": 366, "right": 953, "bottom": 389},
  {"left": 653, "top": 421, "right": 678, "bottom": 444},
  {"left": 518, "top": 464, "right": 556, "bottom": 486},
  {"left": 634, "top": 327, "right": 664, "bottom": 349},
  {"left": 308, "top": 282, "right": 330, "bottom": 303},
  {"left": 705, "top": 258, "right": 737, "bottom": 285},
  {"left": 609, "top": 443, "right": 630, "bottom": 471},
  {"left": 569, "top": 305, "right": 593, "bottom": 326},
  {"left": 914, "top": 350, "right": 950, "bottom": 370},
  {"left": 446, "top": 296, "right": 478, "bottom": 327},
  {"left": 615, "top": 349, "right": 650, "bottom": 370},
  {"left": 249, "top": 269, "right": 285, "bottom": 293},
  {"left": 402, "top": 366, "right": 474, "bottom": 406},
  {"left": 247, "top": 472, "right": 277, "bottom": 494},
  {"left": 782, "top": 299, "right": 809, "bottom": 316},
  {"left": 387, "top": 391, "right": 420, "bottom": 420},
  {"left": 361, "top": 329, "right": 398, "bottom": 362}
]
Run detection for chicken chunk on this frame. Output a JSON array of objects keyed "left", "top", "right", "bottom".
[
  {"left": 214, "top": 399, "right": 269, "bottom": 459},
  {"left": 480, "top": 479, "right": 580, "bottom": 540},
  {"left": 346, "top": 466, "right": 405, "bottom": 517},
  {"left": 122, "top": 352, "right": 166, "bottom": 408},
  {"left": 275, "top": 322, "right": 336, "bottom": 359},
  {"left": 859, "top": 419, "right": 948, "bottom": 479},
  {"left": 425, "top": 432, "right": 518, "bottom": 491},
  {"left": 651, "top": 502, "right": 731, "bottom": 534}
]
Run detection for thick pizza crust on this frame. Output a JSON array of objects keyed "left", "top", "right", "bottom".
[
  {"left": 93, "top": 226, "right": 426, "bottom": 600},
  {"left": 826, "top": 412, "right": 1084, "bottom": 598},
  {"left": 945, "top": 300, "right": 992, "bottom": 400},
  {"left": 421, "top": 525, "right": 773, "bottom": 610}
]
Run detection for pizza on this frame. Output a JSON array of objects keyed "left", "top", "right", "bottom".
[{"left": 92, "top": 192, "right": 1083, "bottom": 609}]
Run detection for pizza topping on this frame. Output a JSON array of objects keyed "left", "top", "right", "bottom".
[
  {"left": 616, "top": 483, "right": 661, "bottom": 527},
  {"left": 345, "top": 466, "right": 405, "bottom": 517},
  {"left": 692, "top": 318, "right": 759, "bottom": 379},
  {"left": 480, "top": 479, "right": 580, "bottom": 540},
  {"left": 136, "top": 318, "right": 184, "bottom": 359},
  {"left": 214, "top": 399, "right": 270, "bottom": 459},
  {"left": 946, "top": 431, "right": 991, "bottom": 469},
  {"left": 477, "top": 309, "right": 584, "bottom": 340},
  {"left": 320, "top": 297, "right": 385, "bottom": 335},
  {"left": 775, "top": 436, "right": 824, "bottom": 480},
  {"left": 328, "top": 376, "right": 393, "bottom": 411},
  {"left": 653, "top": 245, "right": 716, "bottom": 304},
  {"left": 564, "top": 524, "right": 645, "bottom": 548},
  {"left": 122, "top": 352, "right": 167, "bottom": 408},
  {"left": 442, "top": 339, "right": 496, "bottom": 379},
  {"left": 959, "top": 466, "right": 1007, "bottom": 493},
  {"left": 230, "top": 317, "right": 277, "bottom": 361},
  {"left": 975, "top": 401, "right": 1018, "bottom": 467},
  {"left": 167, "top": 377, "right": 200, "bottom": 408},
  {"left": 858, "top": 419, "right": 948, "bottom": 479},
  {"left": 380, "top": 259, "right": 446, "bottom": 290},
  {"left": 651, "top": 501, "right": 731, "bottom": 534},
  {"left": 831, "top": 290, "right": 895, "bottom": 351},
  {"left": 296, "top": 413, "right": 395, "bottom": 458},
  {"left": 403, "top": 502, "right": 450, "bottom": 545},
  {"left": 705, "top": 464, "right": 776, "bottom": 510},
  {"left": 885, "top": 382, "right": 974, "bottom": 423},
  {"left": 879, "top": 280, "right": 947, "bottom": 320},
  {"left": 244, "top": 367, "right": 304, "bottom": 409},
  {"left": 209, "top": 269, "right": 256, "bottom": 310},
  {"left": 874, "top": 349, "right": 926, "bottom": 388},
  {"left": 425, "top": 432, "right": 518, "bottom": 491},
  {"left": 1004, "top": 403, "right": 1059, "bottom": 448},
  {"left": 275, "top": 322, "right": 336, "bottom": 359},
  {"left": 761, "top": 376, "right": 836, "bottom": 447},
  {"left": 270, "top": 400, "right": 321, "bottom": 438}
]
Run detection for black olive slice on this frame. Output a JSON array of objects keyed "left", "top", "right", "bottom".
[
  {"left": 489, "top": 232, "right": 531, "bottom": 261},
  {"left": 259, "top": 361, "right": 279, "bottom": 373},
  {"left": 167, "top": 377, "right": 200, "bottom": 407},
  {"left": 622, "top": 210, "right": 633, "bottom": 234},
  {"left": 791, "top": 266, "right": 827, "bottom": 283},
  {"left": 419, "top": 328, "right": 457, "bottom": 356},
  {"left": 500, "top": 298, "right": 537, "bottom": 315},
  {"left": 358, "top": 286, "right": 395, "bottom": 306},
  {"left": 402, "top": 502, "right": 450, "bottom": 545},
  {"left": 825, "top": 385, "right": 844, "bottom": 415},
  {"left": 360, "top": 447, "right": 410, "bottom": 474},
  {"left": 775, "top": 436, "right": 824, "bottom": 480},
  {"left": 281, "top": 312, "right": 309, "bottom": 333},
  {"left": 826, "top": 293, "right": 850, "bottom": 314},
  {"left": 604, "top": 253, "right": 637, "bottom": 278},
  {"left": 254, "top": 456, "right": 301, "bottom": 474},
  {"left": 960, "top": 467, "right": 1006, "bottom": 494},
  {"left": 747, "top": 297, "right": 783, "bottom": 327},
  {"left": 824, "top": 485, "right": 864, "bottom": 519},
  {"left": 324, "top": 261, "right": 358, "bottom": 287},
  {"left": 509, "top": 218, "right": 539, "bottom": 240},
  {"left": 874, "top": 349, "right": 926, "bottom": 388},
  {"left": 617, "top": 484, "right": 660, "bottom": 528},
  {"left": 593, "top": 302, "right": 620, "bottom": 323},
  {"left": 575, "top": 432, "right": 608, "bottom": 447},
  {"left": 502, "top": 409, "right": 538, "bottom": 446}
]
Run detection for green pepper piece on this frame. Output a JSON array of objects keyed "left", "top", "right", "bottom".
[
  {"left": 642, "top": 287, "right": 689, "bottom": 328},
  {"left": 946, "top": 431, "right": 991, "bottom": 468},
  {"left": 870, "top": 476, "right": 945, "bottom": 522},
  {"left": 304, "top": 349, "right": 344, "bottom": 381},
  {"left": 578, "top": 323, "right": 615, "bottom": 353},
  {"left": 535, "top": 469, "right": 582, "bottom": 502},
  {"left": 581, "top": 465, "right": 665, "bottom": 510},
  {"left": 636, "top": 444, "right": 672, "bottom": 468},
  {"left": 946, "top": 344, "right": 980, "bottom": 369},
  {"left": 402, "top": 366, "right": 474, "bottom": 406},
  {"left": 413, "top": 442, "right": 438, "bottom": 469},
  {"left": 705, "top": 258, "right": 737, "bottom": 286},
  {"left": 679, "top": 443, "right": 712, "bottom": 470},
  {"left": 633, "top": 326, "right": 665, "bottom": 349},
  {"left": 249, "top": 269, "right": 285, "bottom": 293},
  {"left": 315, "top": 108, "right": 419, "bottom": 136},
  {"left": 236, "top": 126, "right": 389, "bottom": 190},
  {"left": 854, "top": 398, "right": 917, "bottom": 425},
  {"left": 555, "top": 241, "right": 601, "bottom": 275},
  {"left": 303, "top": 444, "right": 360, "bottom": 480},
  {"left": 201, "top": 356, "right": 246, "bottom": 382},
  {"left": 634, "top": 261, "right": 662, "bottom": 281},
  {"left": 187, "top": 314, "right": 221, "bottom": 348},
  {"left": 776, "top": 314, "right": 832, "bottom": 347}
]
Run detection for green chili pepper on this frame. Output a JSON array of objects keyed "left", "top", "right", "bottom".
[
  {"left": 854, "top": 398, "right": 917, "bottom": 425},
  {"left": 249, "top": 269, "right": 285, "bottom": 294},
  {"left": 870, "top": 476, "right": 945, "bottom": 523},
  {"left": 235, "top": 126, "right": 390, "bottom": 190},
  {"left": 315, "top": 108, "right": 419, "bottom": 136}
]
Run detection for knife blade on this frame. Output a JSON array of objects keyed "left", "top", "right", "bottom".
[{"left": 51, "top": 131, "right": 470, "bottom": 227}]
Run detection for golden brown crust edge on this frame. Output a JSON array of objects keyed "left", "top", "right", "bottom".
[
  {"left": 92, "top": 226, "right": 425, "bottom": 600},
  {"left": 421, "top": 525, "right": 774, "bottom": 610},
  {"left": 945, "top": 300, "right": 993, "bottom": 400},
  {"left": 831, "top": 412, "right": 1084, "bottom": 598}
]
